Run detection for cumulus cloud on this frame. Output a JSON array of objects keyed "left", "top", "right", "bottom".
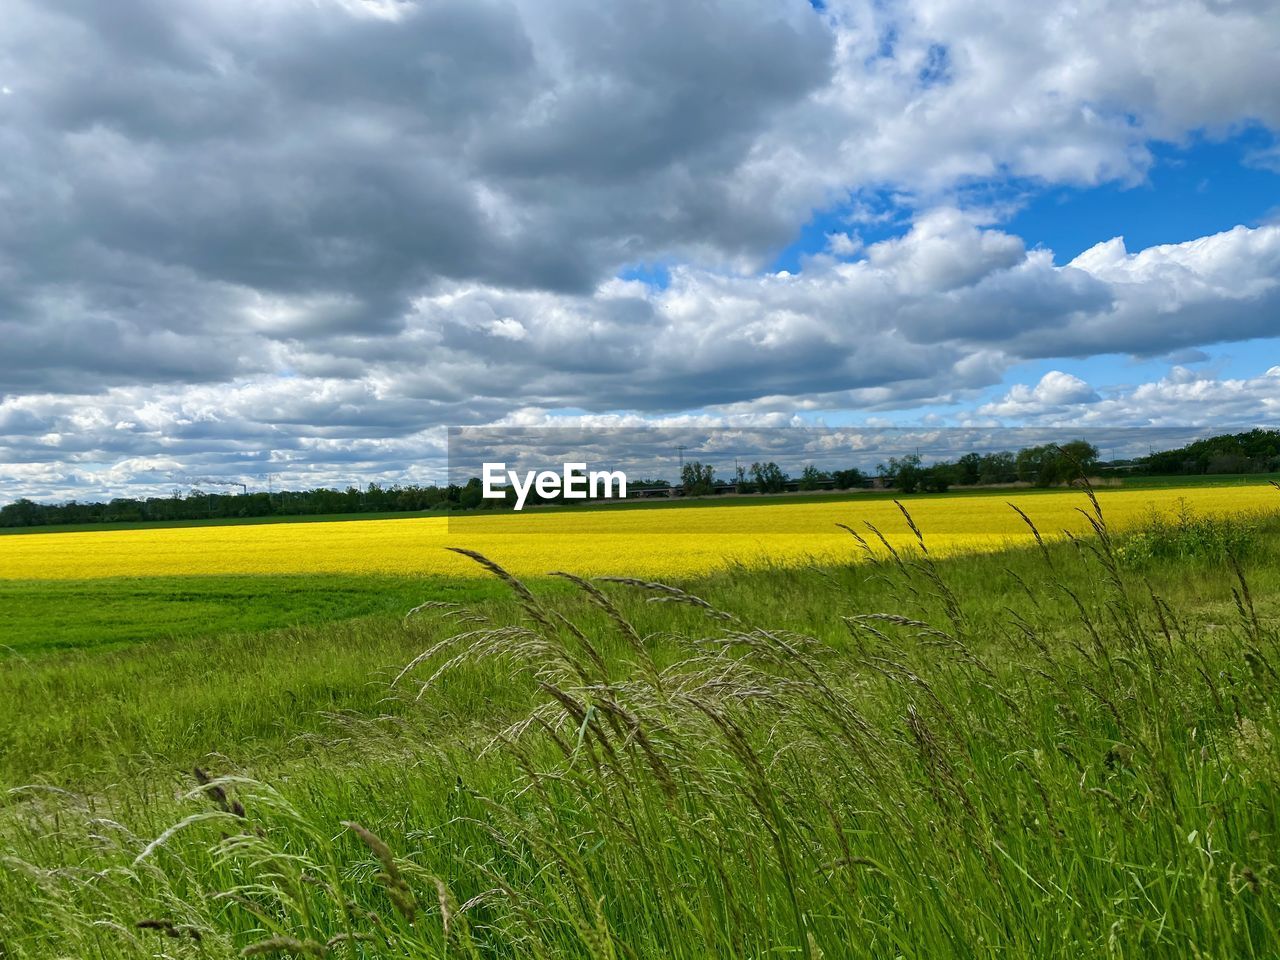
[
  {"left": 758, "top": 0, "right": 1280, "bottom": 207},
  {"left": 349, "top": 216, "right": 1278, "bottom": 414},
  {"left": 6, "top": 215, "right": 1280, "bottom": 498},
  {"left": 979, "top": 366, "right": 1280, "bottom": 426},
  {"left": 0, "top": 379, "right": 459, "bottom": 501},
  {"left": 0, "top": 0, "right": 834, "bottom": 369},
  {"left": 3, "top": 0, "right": 1280, "bottom": 497},
  {"left": 978, "top": 371, "right": 1101, "bottom": 419}
]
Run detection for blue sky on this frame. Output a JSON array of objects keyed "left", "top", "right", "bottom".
[
  {"left": 773, "top": 129, "right": 1280, "bottom": 272},
  {"left": 1011, "top": 134, "right": 1280, "bottom": 262},
  {"left": 1, "top": 0, "right": 1279, "bottom": 498},
  {"left": 766, "top": 127, "right": 1280, "bottom": 415},
  {"left": 1007, "top": 131, "right": 1280, "bottom": 386}
]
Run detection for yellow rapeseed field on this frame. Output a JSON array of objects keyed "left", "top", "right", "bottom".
[{"left": 1, "top": 485, "right": 1276, "bottom": 581}]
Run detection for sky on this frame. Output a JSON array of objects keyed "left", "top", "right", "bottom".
[{"left": 1, "top": 0, "right": 1279, "bottom": 500}]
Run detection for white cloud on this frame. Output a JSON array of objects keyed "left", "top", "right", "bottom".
[
  {"left": 3, "top": 0, "right": 1280, "bottom": 497},
  {"left": 826, "top": 232, "right": 862, "bottom": 256},
  {"left": 977, "top": 371, "right": 1099, "bottom": 418},
  {"left": 7, "top": 217, "right": 1280, "bottom": 498},
  {"left": 489, "top": 317, "right": 528, "bottom": 341},
  {"left": 378, "top": 218, "right": 1280, "bottom": 414},
  {"left": 749, "top": 0, "right": 1280, "bottom": 215},
  {"left": 980, "top": 366, "right": 1280, "bottom": 426}
]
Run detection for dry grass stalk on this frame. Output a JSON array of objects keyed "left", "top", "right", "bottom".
[
  {"left": 341, "top": 821, "right": 418, "bottom": 921},
  {"left": 193, "top": 767, "right": 246, "bottom": 818},
  {"left": 135, "top": 918, "right": 203, "bottom": 941},
  {"left": 595, "top": 576, "right": 740, "bottom": 623}
]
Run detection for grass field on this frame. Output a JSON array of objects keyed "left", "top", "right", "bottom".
[
  {"left": 3, "top": 485, "right": 1280, "bottom": 958},
  {"left": 0, "top": 575, "right": 506, "bottom": 655},
  {"left": 4, "top": 482, "right": 1277, "bottom": 654}
]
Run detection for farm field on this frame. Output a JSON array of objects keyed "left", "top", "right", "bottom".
[
  {"left": 2, "top": 482, "right": 1278, "bottom": 581},
  {"left": 3, "top": 484, "right": 1280, "bottom": 959},
  {"left": 4, "top": 483, "right": 1276, "bottom": 654},
  {"left": 4, "top": 471, "right": 1279, "bottom": 539}
]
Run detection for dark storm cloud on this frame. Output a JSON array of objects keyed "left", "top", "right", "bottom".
[{"left": 0, "top": 0, "right": 834, "bottom": 396}]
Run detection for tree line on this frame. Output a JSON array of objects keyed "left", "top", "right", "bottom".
[
  {"left": 1138, "top": 428, "right": 1280, "bottom": 476},
  {"left": 0, "top": 482, "right": 497, "bottom": 529},
  {"left": 4, "top": 430, "right": 1277, "bottom": 528},
  {"left": 678, "top": 438, "right": 1102, "bottom": 496}
]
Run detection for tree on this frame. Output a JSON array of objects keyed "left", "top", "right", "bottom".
[
  {"left": 797, "top": 465, "right": 827, "bottom": 491},
  {"left": 458, "top": 477, "right": 484, "bottom": 509},
  {"left": 955, "top": 452, "right": 983, "bottom": 486},
  {"left": 919, "top": 466, "right": 951, "bottom": 493},
  {"left": 832, "top": 467, "right": 867, "bottom": 489},
  {"left": 0, "top": 498, "right": 40, "bottom": 527},
  {"left": 680, "top": 461, "right": 717, "bottom": 497},
  {"left": 1016, "top": 441, "right": 1099, "bottom": 487},
  {"left": 880, "top": 454, "right": 924, "bottom": 493},
  {"left": 750, "top": 461, "right": 787, "bottom": 494},
  {"left": 1015, "top": 445, "right": 1055, "bottom": 486},
  {"left": 978, "top": 451, "right": 1017, "bottom": 485},
  {"left": 1058, "top": 440, "right": 1100, "bottom": 478}
]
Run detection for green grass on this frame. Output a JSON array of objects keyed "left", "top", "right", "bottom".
[
  {"left": 0, "top": 575, "right": 504, "bottom": 655},
  {"left": 3, "top": 499, "right": 1280, "bottom": 958}
]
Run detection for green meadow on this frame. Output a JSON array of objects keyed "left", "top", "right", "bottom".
[{"left": 2, "top": 494, "right": 1280, "bottom": 958}]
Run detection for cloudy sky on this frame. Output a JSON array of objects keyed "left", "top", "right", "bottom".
[{"left": 2, "top": 0, "right": 1279, "bottom": 499}]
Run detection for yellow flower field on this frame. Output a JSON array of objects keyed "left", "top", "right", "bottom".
[{"left": 1, "top": 485, "right": 1276, "bottom": 581}]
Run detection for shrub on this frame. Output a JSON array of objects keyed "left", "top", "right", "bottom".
[{"left": 1116, "top": 499, "right": 1261, "bottom": 567}]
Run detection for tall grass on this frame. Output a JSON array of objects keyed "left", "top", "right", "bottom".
[
  {"left": 1114, "top": 498, "right": 1265, "bottom": 567},
  {"left": 2, "top": 495, "right": 1279, "bottom": 958}
]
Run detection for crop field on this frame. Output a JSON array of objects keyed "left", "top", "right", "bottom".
[
  {"left": 3, "top": 482, "right": 1280, "bottom": 959},
  {"left": 3, "top": 482, "right": 1278, "bottom": 581}
]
